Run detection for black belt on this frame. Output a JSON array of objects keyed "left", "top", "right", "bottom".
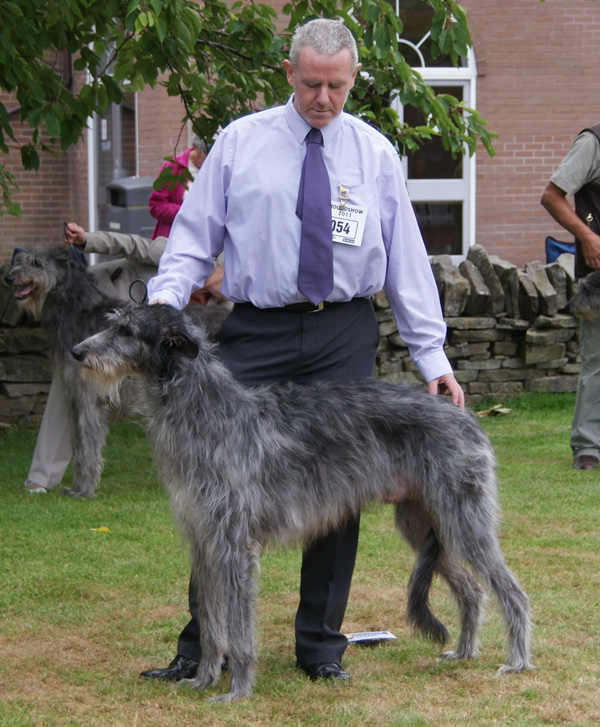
[{"left": 237, "top": 300, "right": 352, "bottom": 314}]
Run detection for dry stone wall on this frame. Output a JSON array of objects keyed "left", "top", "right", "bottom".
[
  {"left": 374, "top": 245, "right": 581, "bottom": 404},
  {"left": 0, "top": 245, "right": 582, "bottom": 423}
]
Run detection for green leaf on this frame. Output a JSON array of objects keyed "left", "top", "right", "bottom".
[
  {"left": 20, "top": 145, "right": 40, "bottom": 171},
  {"left": 44, "top": 111, "right": 61, "bottom": 139},
  {"left": 6, "top": 198, "right": 23, "bottom": 217},
  {"left": 155, "top": 15, "right": 167, "bottom": 43},
  {"left": 374, "top": 22, "right": 391, "bottom": 55}
]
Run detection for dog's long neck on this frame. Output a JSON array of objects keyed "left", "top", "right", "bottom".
[
  {"left": 44, "top": 264, "right": 117, "bottom": 354},
  {"left": 44, "top": 264, "right": 103, "bottom": 318},
  {"left": 144, "top": 333, "right": 254, "bottom": 448}
]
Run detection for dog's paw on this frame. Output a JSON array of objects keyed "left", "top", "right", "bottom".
[
  {"left": 207, "top": 690, "right": 250, "bottom": 703},
  {"left": 438, "top": 650, "right": 464, "bottom": 661},
  {"left": 438, "top": 648, "right": 477, "bottom": 662},
  {"left": 496, "top": 662, "right": 535, "bottom": 677},
  {"left": 180, "top": 670, "right": 220, "bottom": 691},
  {"left": 61, "top": 486, "right": 95, "bottom": 499}
]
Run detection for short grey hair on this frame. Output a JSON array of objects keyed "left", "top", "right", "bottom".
[
  {"left": 191, "top": 134, "right": 207, "bottom": 154},
  {"left": 289, "top": 19, "right": 358, "bottom": 69}
]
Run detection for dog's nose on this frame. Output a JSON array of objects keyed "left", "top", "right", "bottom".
[
  {"left": 71, "top": 346, "right": 85, "bottom": 362},
  {"left": 4, "top": 274, "right": 13, "bottom": 285}
]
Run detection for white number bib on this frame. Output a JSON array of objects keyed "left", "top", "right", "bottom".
[{"left": 331, "top": 202, "right": 367, "bottom": 247}]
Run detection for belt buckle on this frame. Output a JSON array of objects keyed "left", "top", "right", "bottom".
[{"left": 308, "top": 301, "right": 325, "bottom": 313}]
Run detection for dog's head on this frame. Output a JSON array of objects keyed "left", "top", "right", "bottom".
[
  {"left": 4, "top": 246, "right": 80, "bottom": 319},
  {"left": 566, "top": 271, "right": 600, "bottom": 320},
  {"left": 71, "top": 304, "right": 202, "bottom": 395}
]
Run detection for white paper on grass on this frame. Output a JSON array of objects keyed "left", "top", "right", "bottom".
[{"left": 346, "top": 630, "right": 397, "bottom": 644}]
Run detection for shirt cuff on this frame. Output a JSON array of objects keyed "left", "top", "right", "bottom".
[
  {"left": 148, "top": 289, "right": 181, "bottom": 308},
  {"left": 415, "top": 349, "right": 453, "bottom": 383}
]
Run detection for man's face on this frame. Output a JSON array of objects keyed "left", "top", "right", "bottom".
[{"left": 284, "top": 46, "right": 360, "bottom": 129}]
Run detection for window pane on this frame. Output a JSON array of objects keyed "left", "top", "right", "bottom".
[
  {"left": 96, "top": 98, "right": 137, "bottom": 230},
  {"left": 413, "top": 201, "right": 463, "bottom": 256},
  {"left": 398, "top": 0, "right": 456, "bottom": 67},
  {"left": 404, "top": 85, "right": 464, "bottom": 180}
]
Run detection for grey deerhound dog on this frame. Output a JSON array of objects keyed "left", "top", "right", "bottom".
[
  {"left": 71, "top": 303, "right": 532, "bottom": 702},
  {"left": 566, "top": 270, "right": 600, "bottom": 319},
  {"left": 5, "top": 246, "right": 228, "bottom": 497}
]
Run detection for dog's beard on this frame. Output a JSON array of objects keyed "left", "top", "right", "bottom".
[
  {"left": 14, "top": 289, "right": 45, "bottom": 320},
  {"left": 79, "top": 365, "right": 127, "bottom": 408}
]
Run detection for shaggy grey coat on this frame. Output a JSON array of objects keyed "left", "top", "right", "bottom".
[{"left": 71, "top": 303, "right": 532, "bottom": 702}]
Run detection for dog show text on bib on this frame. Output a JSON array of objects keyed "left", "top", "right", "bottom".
[{"left": 331, "top": 201, "right": 367, "bottom": 247}]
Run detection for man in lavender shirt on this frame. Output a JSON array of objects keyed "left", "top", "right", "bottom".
[{"left": 141, "top": 18, "right": 463, "bottom": 685}]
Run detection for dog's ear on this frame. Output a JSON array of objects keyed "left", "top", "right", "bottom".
[{"left": 160, "top": 326, "right": 200, "bottom": 359}]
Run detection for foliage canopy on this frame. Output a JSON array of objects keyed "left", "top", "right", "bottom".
[{"left": 0, "top": 0, "right": 496, "bottom": 217}]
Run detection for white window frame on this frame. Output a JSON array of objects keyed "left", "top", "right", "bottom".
[{"left": 391, "top": 7, "right": 478, "bottom": 260}]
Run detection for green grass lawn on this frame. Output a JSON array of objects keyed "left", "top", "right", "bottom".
[{"left": 1, "top": 393, "right": 599, "bottom": 726}]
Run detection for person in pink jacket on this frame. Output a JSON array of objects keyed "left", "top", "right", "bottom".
[{"left": 148, "top": 135, "right": 207, "bottom": 239}]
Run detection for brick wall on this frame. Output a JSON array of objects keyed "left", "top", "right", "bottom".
[
  {"left": 0, "top": 99, "right": 74, "bottom": 261},
  {"left": 465, "top": 0, "right": 600, "bottom": 267},
  {"left": 0, "top": 65, "right": 89, "bottom": 261}
]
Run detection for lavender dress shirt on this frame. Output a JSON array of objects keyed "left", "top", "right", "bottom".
[{"left": 147, "top": 96, "right": 451, "bottom": 383}]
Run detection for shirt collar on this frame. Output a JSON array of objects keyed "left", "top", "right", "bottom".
[{"left": 285, "top": 95, "right": 344, "bottom": 147}]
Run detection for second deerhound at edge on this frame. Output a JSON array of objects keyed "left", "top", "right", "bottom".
[{"left": 71, "top": 303, "right": 533, "bottom": 702}]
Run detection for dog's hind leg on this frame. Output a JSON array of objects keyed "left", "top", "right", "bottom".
[
  {"left": 478, "top": 551, "right": 532, "bottom": 674},
  {"left": 395, "top": 502, "right": 448, "bottom": 644},
  {"left": 436, "top": 553, "right": 484, "bottom": 661},
  {"left": 396, "top": 502, "right": 484, "bottom": 658},
  {"left": 403, "top": 526, "right": 450, "bottom": 645},
  {"left": 439, "top": 507, "right": 532, "bottom": 674}
]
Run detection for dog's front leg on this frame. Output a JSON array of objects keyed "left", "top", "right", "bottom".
[
  {"left": 64, "top": 386, "right": 110, "bottom": 498},
  {"left": 209, "top": 545, "right": 259, "bottom": 702},
  {"left": 183, "top": 546, "right": 229, "bottom": 694}
]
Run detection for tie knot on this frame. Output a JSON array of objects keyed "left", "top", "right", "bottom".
[{"left": 306, "top": 128, "right": 323, "bottom": 146}]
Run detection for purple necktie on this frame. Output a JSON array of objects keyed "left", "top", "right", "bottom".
[{"left": 296, "top": 127, "right": 333, "bottom": 305}]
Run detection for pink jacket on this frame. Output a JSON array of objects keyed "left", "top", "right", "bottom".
[{"left": 148, "top": 147, "right": 194, "bottom": 240}]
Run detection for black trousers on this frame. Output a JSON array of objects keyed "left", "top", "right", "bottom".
[{"left": 176, "top": 297, "right": 380, "bottom": 667}]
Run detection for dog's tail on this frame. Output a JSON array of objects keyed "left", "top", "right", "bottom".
[{"left": 406, "top": 528, "right": 450, "bottom": 645}]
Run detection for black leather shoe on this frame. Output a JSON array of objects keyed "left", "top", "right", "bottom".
[
  {"left": 573, "top": 454, "right": 599, "bottom": 470},
  {"left": 300, "top": 661, "right": 351, "bottom": 682},
  {"left": 140, "top": 655, "right": 198, "bottom": 681}
]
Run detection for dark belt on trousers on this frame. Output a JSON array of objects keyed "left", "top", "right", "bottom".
[{"left": 236, "top": 300, "right": 355, "bottom": 314}]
